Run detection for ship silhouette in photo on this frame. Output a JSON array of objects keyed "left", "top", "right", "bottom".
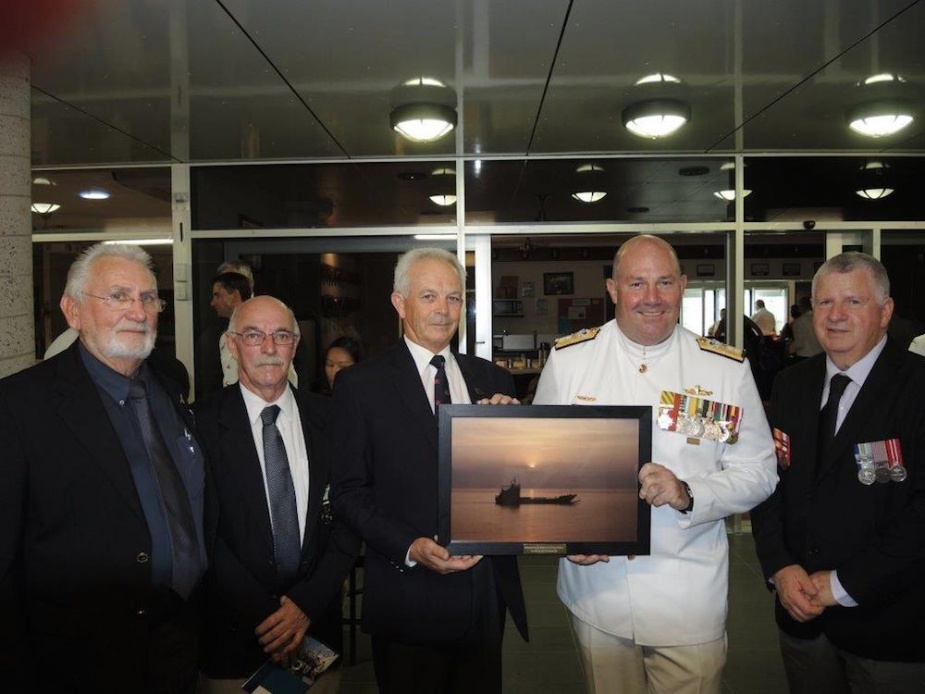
[{"left": 495, "top": 479, "right": 578, "bottom": 507}]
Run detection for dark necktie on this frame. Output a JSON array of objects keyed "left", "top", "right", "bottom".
[
  {"left": 431, "top": 354, "right": 451, "bottom": 411},
  {"left": 128, "top": 379, "right": 201, "bottom": 599},
  {"left": 261, "top": 405, "right": 301, "bottom": 582},
  {"left": 818, "top": 373, "right": 851, "bottom": 457}
]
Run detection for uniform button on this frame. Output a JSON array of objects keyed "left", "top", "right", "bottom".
[
  {"left": 136, "top": 607, "right": 147, "bottom": 617},
  {"left": 136, "top": 552, "right": 149, "bottom": 563}
]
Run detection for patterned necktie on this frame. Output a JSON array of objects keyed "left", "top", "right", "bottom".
[
  {"left": 431, "top": 354, "right": 451, "bottom": 411},
  {"left": 128, "top": 379, "right": 201, "bottom": 599},
  {"left": 261, "top": 405, "right": 301, "bottom": 581},
  {"left": 818, "top": 373, "right": 851, "bottom": 457}
]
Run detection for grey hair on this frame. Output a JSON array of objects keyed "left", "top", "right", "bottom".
[
  {"left": 64, "top": 243, "right": 155, "bottom": 300},
  {"left": 812, "top": 252, "right": 890, "bottom": 305},
  {"left": 612, "top": 234, "right": 682, "bottom": 279},
  {"left": 393, "top": 247, "right": 466, "bottom": 296},
  {"left": 228, "top": 296, "right": 300, "bottom": 337}
]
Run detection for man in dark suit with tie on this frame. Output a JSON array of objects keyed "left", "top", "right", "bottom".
[
  {"left": 196, "top": 295, "right": 358, "bottom": 691},
  {"left": 0, "top": 243, "right": 208, "bottom": 692},
  {"left": 331, "top": 247, "right": 529, "bottom": 694},
  {"left": 752, "top": 252, "right": 925, "bottom": 693}
]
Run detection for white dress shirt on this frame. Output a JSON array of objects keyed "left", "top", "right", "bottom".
[{"left": 239, "top": 384, "right": 310, "bottom": 542}]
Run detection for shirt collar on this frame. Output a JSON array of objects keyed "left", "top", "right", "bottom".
[
  {"left": 404, "top": 336, "right": 452, "bottom": 374},
  {"left": 239, "top": 382, "right": 296, "bottom": 427},
  {"left": 825, "top": 334, "right": 887, "bottom": 387},
  {"left": 79, "top": 341, "right": 146, "bottom": 403}
]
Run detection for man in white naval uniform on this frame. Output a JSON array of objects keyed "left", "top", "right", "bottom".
[{"left": 534, "top": 234, "right": 777, "bottom": 694}]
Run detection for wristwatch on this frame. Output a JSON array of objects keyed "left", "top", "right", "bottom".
[{"left": 680, "top": 481, "right": 694, "bottom": 514}]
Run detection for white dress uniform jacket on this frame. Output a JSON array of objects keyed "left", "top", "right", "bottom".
[{"left": 534, "top": 320, "right": 777, "bottom": 646}]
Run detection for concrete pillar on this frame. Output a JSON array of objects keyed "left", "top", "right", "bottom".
[{"left": 0, "top": 52, "right": 35, "bottom": 378}]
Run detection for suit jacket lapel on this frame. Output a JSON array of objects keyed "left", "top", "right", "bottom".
[
  {"left": 391, "top": 341, "right": 440, "bottom": 452},
  {"left": 219, "top": 387, "right": 275, "bottom": 547},
  {"left": 54, "top": 347, "right": 146, "bottom": 523}
]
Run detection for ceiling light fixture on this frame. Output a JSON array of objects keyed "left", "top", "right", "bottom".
[
  {"left": 31, "top": 202, "right": 61, "bottom": 215},
  {"left": 847, "top": 100, "right": 914, "bottom": 137},
  {"left": 32, "top": 176, "right": 54, "bottom": 186},
  {"left": 855, "top": 188, "right": 894, "bottom": 200},
  {"left": 429, "top": 194, "right": 457, "bottom": 206},
  {"left": 390, "top": 77, "right": 458, "bottom": 143},
  {"left": 622, "top": 99, "right": 691, "bottom": 138},
  {"left": 572, "top": 191, "right": 607, "bottom": 203},
  {"left": 713, "top": 189, "right": 752, "bottom": 201},
  {"left": 573, "top": 163, "right": 607, "bottom": 202},
  {"left": 79, "top": 188, "right": 111, "bottom": 200}
]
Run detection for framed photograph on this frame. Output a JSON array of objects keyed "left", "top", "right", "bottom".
[
  {"left": 438, "top": 404, "right": 652, "bottom": 556},
  {"left": 782, "top": 262, "right": 801, "bottom": 277},
  {"left": 751, "top": 262, "right": 769, "bottom": 277},
  {"left": 696, "top": 264, "right": 715, "bottom": 278},
  {"left": 543, "top": 271, "right": 574, "bottom": 295},
  {"left": 521, "top": 281, "right": 535, "bottom": 298}
]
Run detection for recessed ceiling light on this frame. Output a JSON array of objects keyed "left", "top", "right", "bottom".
[{"left": 79, "top": 188, "right": 111, "bottom": 200}]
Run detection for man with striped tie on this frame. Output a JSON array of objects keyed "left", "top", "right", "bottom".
[{"left": 331, "top": 248, "right": 528, "bottom": 693}]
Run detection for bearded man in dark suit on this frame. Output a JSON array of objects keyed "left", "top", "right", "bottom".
[
  {"left": 0, "top": 243, "right": 207, "bottom": 692},
  {"left": 331, "top": 248, "right": 528, "bottom": 694},
  {"left": 752, "top": 252, "right": 925, "bottom": 693}
]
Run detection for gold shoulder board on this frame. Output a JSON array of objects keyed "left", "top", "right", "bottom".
[
  {"left": 696, "top": 336, "right": 745, "bottom": 362},
  {"left": 554, "top": 326, "right": 601, "bottom": 350}
]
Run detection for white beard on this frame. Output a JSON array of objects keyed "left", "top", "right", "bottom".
[{"left": 103, "top": 328, "right": 157, "bottom": 360}]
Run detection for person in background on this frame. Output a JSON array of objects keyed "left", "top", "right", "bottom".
[
  {"left": 751, "top": 299, "right": 777, "bottom": 336},
  {"left": 314, "top": 336, "right": 363, "bottom": 396},
  {"left": 199, "top": 268, "right": 253, "bottom": 397},
  {"left": 789, "top": 296, "right": 823, "bottom": 362},
  {"left": 751, "top": 252, "right": 925, "bottom": 693},
  {"left": 196, "top": 296, "right": 357, "bottom": 692},
  {"left": 0, "top": 243, "right": 209, "bottom": 691},
  {"left": 533, "top": 234, "right": 777, "bottom": 694},
  {"left": 330, "top": 248, "right": 528, "bottom": 693}
]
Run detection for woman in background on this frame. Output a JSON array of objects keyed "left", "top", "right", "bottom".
[{"left": 315, "top": 335, "right": 363, "bottom": 396}]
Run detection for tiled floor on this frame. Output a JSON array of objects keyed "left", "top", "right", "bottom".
[{"left": 337, "top": 529, "right": 787, "bottom": 693}]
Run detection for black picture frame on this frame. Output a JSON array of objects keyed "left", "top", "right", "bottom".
[
  {"left": 696, "top": 264, "right": 715, "bottom": 277},
  {"left": 782, "top": 262, "right": 801, "bottom": 277},
  {"left": 438, "top": 404, "right": 652, "bottom": 556},
  {"left": 543, "top": 271, "right": 574, "bottom": 295}
]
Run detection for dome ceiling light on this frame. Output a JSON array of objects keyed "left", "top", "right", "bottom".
[
  {"left": 713, "top": 189, "right": 752, "bottom": 201},
  {"left": 623, "top": 99, "right": 690, "bottom": 138},
  {"left": 390, "top": 77, "right": 457, "bottom": 143},
  {"left": 428, "top": 194, "right": 457, "bottom": 206},
  {"left": 573, "top": 163, "right": 607, "bottom": 203},
  {"left": 31, "top": 202, "right": 61, "bottom": 215},
  {"left": 855, "top": 160, "right": 894, "bottom": 199},
  {"left": 79, "top": 188, "right": 111, "bottom": 200},
  {"left": 847, "top": 74, "right": 914, "bottom": 138}
]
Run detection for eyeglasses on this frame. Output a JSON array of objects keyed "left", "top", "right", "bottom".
[
  {"left": 83, "top": 291, "right": 167, "bottom": 313},
  {"left": 230, "top": 330, "right": 297, "bottom": 347}
]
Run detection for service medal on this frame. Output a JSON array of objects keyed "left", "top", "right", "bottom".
[
  {"left": 858, "top": 467, "right": 876, "bottom": 485},
  {"left": 874, "top": 465, "right": 891, "bottom": 484},
  {"left": 890, "top": 465, "right": 908, "bottom": 482}
]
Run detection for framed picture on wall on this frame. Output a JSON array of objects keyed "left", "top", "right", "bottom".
[
  {"left": 544, "top": 271, "right": 574, "bottom": 295},
  {"left": 782, "top": 262, "right": 801, "bottom": 277},
  {"left": 751, "top": 262, "right": 769, "bottom": 277},
  {"left": 696, "top": 264, "right": 715, "bottom": 278}
]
